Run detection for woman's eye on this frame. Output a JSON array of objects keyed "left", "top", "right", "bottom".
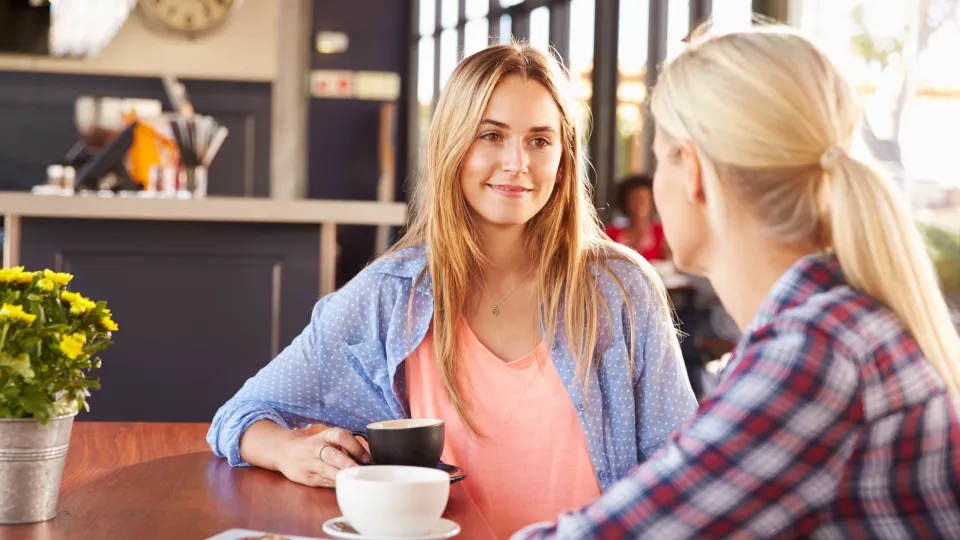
[
  {"left": 531, "top": 137, "right": 551, "bottom": 149},
  {"left": 480, "top": 132, "right": 502, "bottom": 142}
]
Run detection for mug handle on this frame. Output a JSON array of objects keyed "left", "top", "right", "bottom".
[{"left": 350, "top": 431, "right": 374, "bottom": 465}]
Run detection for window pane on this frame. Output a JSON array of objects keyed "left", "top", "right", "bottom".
[
  {"left": 569, "top": 0, "right": 595, "bottom": 103},
  {"left": 500, "top": 0, "right": 524, "bottom": 7},
  {"left": 617, "top": 0, "right": 649, "bottom": 177},
  {"left": 439, "top": 28, "right": 459, "bottom": 89},
  {"left": 419, "top": 0, "right": 436, "bottom": 36},
  {"left": 464, "top": 18, "right": 489, "bottom": 57},
  {"left": 441, "top": 0, "right": 458, "bottom": 29},
  {"left": 466, "top": 0, "right": 488, "bottom": 20},
  {"left": 798, "top": 0, "right": 960, "bottom": 237},
  {"left": 530, "top": 7, "right": 550, "bottom": 53},
  {"left": 499, "top": 14, "right": 513, "bottom": 44},
  {"left": 711, "top": 0, "right": 752, "bottom": 33},
  {"left": 619, "top": 0, "right": 648, "bottom": 74},
  {"left": 418, "top": 36, "right": 436, "bottom": 104},
  {"left": 666, "top": 0, "right": 689, "bottom": 61}
]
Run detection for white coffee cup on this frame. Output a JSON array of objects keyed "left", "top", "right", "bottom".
[{"left": 336, "top": 465, "right": 450, "bottom": 537}]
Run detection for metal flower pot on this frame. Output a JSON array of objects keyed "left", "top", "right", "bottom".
[{"left": 0, "top": 413, "right": 76, "bottom": 524}]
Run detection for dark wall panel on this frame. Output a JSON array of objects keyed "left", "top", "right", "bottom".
[{"left": 20, "top": 218, "right": 321, "bottom": 422}]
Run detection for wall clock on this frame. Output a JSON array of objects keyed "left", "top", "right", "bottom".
[{"left": 139, "top": 0, "right": 243, "bottom": 38}]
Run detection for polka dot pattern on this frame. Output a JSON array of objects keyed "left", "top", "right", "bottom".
[{"left": 206, "top": 247, "right": 699, "bottom": 488}]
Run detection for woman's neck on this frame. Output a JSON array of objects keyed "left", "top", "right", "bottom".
[
  {"left": 629, "top": 218, "right": 650, "bottom": 236},
  {"left": 706, "top": 229, "right": 815, "bottom": 332},
  {"left": 477, "top": 223, "right": 533, "bottom": 282}
]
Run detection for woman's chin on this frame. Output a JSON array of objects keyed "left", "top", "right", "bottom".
[
  {"left": 474, "top": 213, "right": 534, "bottom": 229},
  {"left": 672, "top": 252, "right": 709, "bottom": 276}
]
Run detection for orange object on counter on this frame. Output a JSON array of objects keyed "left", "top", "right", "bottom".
[{"left": 123, "top": 111, "right": 179, "bottom": 188}]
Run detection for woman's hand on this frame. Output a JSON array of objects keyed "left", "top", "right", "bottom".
[{"left": 276, "top": 427, "right": 372, "bottom": 487}]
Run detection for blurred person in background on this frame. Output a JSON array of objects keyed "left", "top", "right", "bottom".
[
  {"left": 516, "top": 25, "right": 960, "bottom": 539},
  {"left": 605, "top": 174, "right": 670, "bottom": 262}
]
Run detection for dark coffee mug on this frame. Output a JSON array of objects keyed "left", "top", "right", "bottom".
[{"left": 352, "top": 419, "right": 444, "bottom": 469}]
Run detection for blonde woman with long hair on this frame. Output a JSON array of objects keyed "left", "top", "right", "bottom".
[
  {"left": 516, "top": 26, "right": 960, "bottom": 540},
  {"left": 208, "top": 43, "right": 697, "bottom": 537}
]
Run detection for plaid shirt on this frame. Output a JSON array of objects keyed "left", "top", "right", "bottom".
[{"left": 515, "top": 254, "right": 960, "bottom": 539}]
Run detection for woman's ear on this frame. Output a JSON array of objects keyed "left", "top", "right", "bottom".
[{"left": 679, "top": 141, "right": 704, "bottom": 205}]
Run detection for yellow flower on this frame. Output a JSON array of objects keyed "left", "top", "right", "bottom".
[
  {"left": 42, "top": 269, "right": 73, "bottom": 287},
  {"left": 15, "top": 271, "right": 36, "bottom": 284},
  {"left": 0, "top": 303, "right": 37, "bottom": 325},
  {"left": 100, "top": 317, "right": 118, "bottom": 332},
  {"left": 0, "top": 266, "right": 24, "bottom": 284},
  {"left": 59, "top": 333, "right": 87, "bottom": 360},
  {"left": 36, "top": 278, "right": 55, "bottom": 292},
  {"left": 60, "top": 290, "right": 95, "bottom": 314}
]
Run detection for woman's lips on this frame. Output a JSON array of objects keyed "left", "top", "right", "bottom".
[{"left": 487, "top": 184, "right": 532, "bottom": 198}]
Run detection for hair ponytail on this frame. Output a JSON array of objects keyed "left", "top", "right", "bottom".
[{"left": 828, "top": 156, "right": 960, "bottom": 397}]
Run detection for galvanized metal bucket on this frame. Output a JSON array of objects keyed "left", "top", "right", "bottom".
[{"left": 0, "top": 413, "right": 76, "bottom": 524}]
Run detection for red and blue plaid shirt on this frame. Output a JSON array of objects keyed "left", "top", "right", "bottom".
[{"left": 515, "top": 254, "right": 960, "bottom": 539}]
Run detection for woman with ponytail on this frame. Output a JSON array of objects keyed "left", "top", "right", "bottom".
[
  {"left": 517, "top": 26, "right": 960, "bottom": 540},
  {"left": 208, "top": 42, "right": 698, "bottom": 538}
]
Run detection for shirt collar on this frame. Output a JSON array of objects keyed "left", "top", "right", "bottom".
[
  {"left": 717, "top": 252, "right": 844, "bottom": 382},
  {"left": 372, "top": 245, "right": 428, "bottom": 279},
  {"left": 743, "top": 251, "right": 846, "bottom": 336}
]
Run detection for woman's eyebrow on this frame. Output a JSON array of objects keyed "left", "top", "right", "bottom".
[{"left": 479, "top": 118, "right": 556, "bottom": 134}]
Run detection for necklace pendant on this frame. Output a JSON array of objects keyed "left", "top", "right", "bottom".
[{"left": 492, "top": 306, "right": 500, "bottom": 316}]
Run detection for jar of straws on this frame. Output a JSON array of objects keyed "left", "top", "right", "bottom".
[{"left": 170, "top": 114, "right": 228, "bottom": 198}]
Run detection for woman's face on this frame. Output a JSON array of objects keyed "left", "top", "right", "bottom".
[
  {"left": 459, "top": 75, "right": 563, "bottom": 230},
  {"left": 625, "top": 187, "right": 654, "bottom": 223},
  {"left": 652, "top": 126, "right": 714, "bottom": 274}
]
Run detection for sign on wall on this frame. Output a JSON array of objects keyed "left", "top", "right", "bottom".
[
  {"left": 310, "top": 70, "right": 354, "bottom": 99},
  {"left": 310, "top": 70, "right": 400, "bottom": 101}
]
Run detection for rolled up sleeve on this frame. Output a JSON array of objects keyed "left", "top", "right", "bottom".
[{"left": 207, "top": 295, "right": 332, "bottom": 466}]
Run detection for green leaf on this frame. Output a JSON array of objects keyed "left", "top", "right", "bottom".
[
  {"left": 20, "top": 386, "right": 50, "bottom": 419},
  {"left": 43, "top": 324, "right": 69, "bottom": 333},
  {"left": 0, "top": 353, "right": 35, "bottom": 380},
  {"left": 84, "top": 340, "right": 113, "bottom": 355}
]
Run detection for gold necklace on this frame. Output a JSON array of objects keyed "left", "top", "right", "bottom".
[{"left": 490, "top": 267, "right": 535, "bottom": 316}]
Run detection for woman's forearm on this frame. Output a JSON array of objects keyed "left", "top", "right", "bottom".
[{"left": 239, "top": 419, "right": 311, "bottom": 471}]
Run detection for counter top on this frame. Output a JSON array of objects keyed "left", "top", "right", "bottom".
[{"left": 0, "top": 193, "right": 407, "bottom": 226}]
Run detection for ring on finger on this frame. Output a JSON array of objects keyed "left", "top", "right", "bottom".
[{"left": 317, "top": 442, "right": 336, "bottom": 462}]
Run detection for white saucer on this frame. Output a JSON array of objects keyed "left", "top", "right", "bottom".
[
  {"left": 322, "top": 517, "right": 461, "bottom": 540},
  {"left": 205, "top": 529, "right": 325, "bottom": 540}
]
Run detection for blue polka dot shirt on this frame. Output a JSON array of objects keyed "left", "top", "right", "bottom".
[{"left": 207, "top": 246, "right": 698, "bottom": 490}]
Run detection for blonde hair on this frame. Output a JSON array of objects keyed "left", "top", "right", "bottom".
[
  {"left": 651, "top": 26, "right": 960, "bottom": 397},
  {"left": 390, "top": 43, "right": 674, "bottom": 429}
]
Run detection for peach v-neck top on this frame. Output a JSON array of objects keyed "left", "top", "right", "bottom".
[{"left": 406, "top": 323, "right": 601, "bottom": 539}]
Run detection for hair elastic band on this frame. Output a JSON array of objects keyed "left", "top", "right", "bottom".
[{"left": 820, "top": 145, "right": 845, "bottom": 171}]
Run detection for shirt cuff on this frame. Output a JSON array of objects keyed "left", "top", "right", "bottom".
[
  {"left": 210, "top": 401, "right": 292, "bottom": 467},
  {"left": 510, "top": 522, "right": 555, "bottom": 539}
]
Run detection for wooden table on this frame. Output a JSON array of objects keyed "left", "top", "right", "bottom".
[{"left": 1, "top": 422, "right": 496, "bottom": 540}]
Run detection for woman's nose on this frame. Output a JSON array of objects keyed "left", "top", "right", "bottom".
[{"left": 501, "top": 140, "right": 529, "bottom": 175}]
